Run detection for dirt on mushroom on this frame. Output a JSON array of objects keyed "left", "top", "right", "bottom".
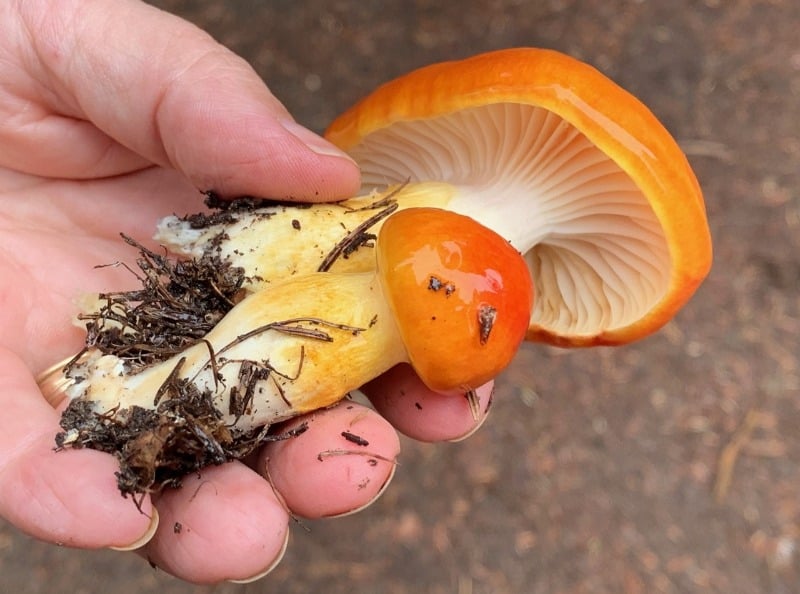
[
  {"left": 54, "top": 194, "right": 393, "bottom": 496},
  {"left": 53, "top": 203, "right": 531, "bottom": 497},
  {"left": 53, "top": 199, "right": 326, "bottom": 496}
]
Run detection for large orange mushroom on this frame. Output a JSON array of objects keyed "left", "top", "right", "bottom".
[
  {"left": 158, "top": 48, "right": 711, "bottom": 348},
  {"left": 48, "top": 48, "right": 712, "bottom": 494}
]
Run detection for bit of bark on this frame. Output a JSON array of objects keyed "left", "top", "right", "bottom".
[
  {"left": 342, "top": 431, "right": 370, "bottom": 446},
  {"left": 428, "top": 275, "right": 456, "bottom": 296},
  {"left": 202, "top": 191, "right": 306, "bottom": 217},
  {"left": 478, "top": 304, "right": 497, "bottom": 345}
]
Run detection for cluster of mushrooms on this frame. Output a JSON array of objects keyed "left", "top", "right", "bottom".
[{"left": 45, "top": 48, "right": 712, "bottom": 495}]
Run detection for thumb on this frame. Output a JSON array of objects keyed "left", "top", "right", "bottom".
[{"left": 11, "top": 0, "right": 360, "bottom": 200}]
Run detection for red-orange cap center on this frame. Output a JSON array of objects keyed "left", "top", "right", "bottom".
[{"left": 377, "top": 207, "right": 534, "bottom": 393}]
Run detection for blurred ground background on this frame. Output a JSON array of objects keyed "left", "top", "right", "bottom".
[{"left": 2, "top": 0, "right": 799, "bottom": 592}]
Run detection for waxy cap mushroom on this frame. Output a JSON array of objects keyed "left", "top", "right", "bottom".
[
  {"left": 326, "top": 48, "right": 712, "bottom": 346},
  {"left": 377, "top": 208, "right": 533, "bottom": 393}
]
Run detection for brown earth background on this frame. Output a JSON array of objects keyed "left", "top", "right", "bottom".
[{"left": 2, "top": 1, "right": 799, "bottom": 592}]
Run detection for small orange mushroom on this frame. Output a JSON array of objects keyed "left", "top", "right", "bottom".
[
  {"left": 55, "top": 208, "right": 532, "bottom": 492},
  {"left": 377, "top": 208, "right": 533, "bottom": 393}
]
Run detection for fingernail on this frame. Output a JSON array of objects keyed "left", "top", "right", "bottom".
[
  {"left": 447, "top": 412, "right": 490, "bottom": 443},
  {"left": 109, "top": 508, "right": 159, "bottom": 551},
  {"left": 227, "top": 529, "right": 290, "bottom": 584},
  {"left": 325, "top": 461, "right": 397, "bottom": 519},
  {"left": 280, "top": 119, "right": 357, "bottom": 162}
]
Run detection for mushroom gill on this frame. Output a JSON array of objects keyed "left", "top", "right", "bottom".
[{"left": 343, "top": 103, "right": 671, "bottom": 342}]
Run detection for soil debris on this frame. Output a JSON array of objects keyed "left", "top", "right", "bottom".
[
  {"left": 56, "top": 384, "right": 308, "bottom": 496},
  {"left": 56, "top": 198, "right": 327, "bottom": 496},
  {"left": 76, "top": 235, "right": 246, "bottom": 372}
]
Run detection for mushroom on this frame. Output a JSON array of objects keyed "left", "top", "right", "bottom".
[
  {"left": 57, "top": 208, "right": 533, "bottom": 494},
  {"left": 157, "top": 48, "right": 711, "bottom": 347},
  {"left": 50, "top": 48, "right": 712, "bottom": 494}
]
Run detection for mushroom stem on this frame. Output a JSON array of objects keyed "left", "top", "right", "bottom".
[
  {"left": 155, "top": 182, "right": 457, "bottom": 281},
  {"left": 158, "top": 182, "right": 527, "bottom": 287},
  {"left": 65, "top": 271, "right": 404, "bottom": 431}
]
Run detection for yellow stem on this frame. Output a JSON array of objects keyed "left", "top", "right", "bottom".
[
  {"left": 154, "top": 182, "right": 457, "bottom": 290},
  {"left": 67, "top": 272, "right": 406, "bottom": 432}
]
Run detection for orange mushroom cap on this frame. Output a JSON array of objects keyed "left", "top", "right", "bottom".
[
  {"left": 377, "top": 207, "right": 533, "bottom": 393},
  {"left": 326, "top": 48, "right": 712, "bottom": 347}
]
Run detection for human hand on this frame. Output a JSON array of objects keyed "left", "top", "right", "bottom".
[{"left": 0, "top": 0, "right": 494, "bottom": 584}]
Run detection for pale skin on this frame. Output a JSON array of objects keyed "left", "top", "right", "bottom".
[{"left": 0, "top": 0, "right": 495, "bottom": 584}]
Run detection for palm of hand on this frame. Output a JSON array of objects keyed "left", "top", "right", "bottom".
[
  {"left": 0, "top": 167, "right": 201, "bottom": 374},
  {"left": 0, "top": 166, "right": 220, "bottom": 552}
]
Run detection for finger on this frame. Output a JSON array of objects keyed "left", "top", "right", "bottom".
[
  {"left": 143, "top": 463, "right": 290, "bottom": 584},
  {"left": 8, "top": 0, "right": 360, "bottom": 199},
  {"left": 260, "top": 401, "right": 400, "bottom": 519},
  {"left": 362, "top": 364, "right": 495, "bottom": 442},
  {"left": 0, "top": 348, "right": 155, "bottom": 549}
]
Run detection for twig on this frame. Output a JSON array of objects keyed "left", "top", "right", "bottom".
[
  {"left": 713, "top": 408, "right": 762, "bottom": 503},
  {"left": 465, "top": 389, "right": 481, "bottom": 422},
  {"left": 316, "top": 449, "right": 398, "bottom": 465},
  {"left": 317, "top": 199, "right": 400, "bottom": 272}
]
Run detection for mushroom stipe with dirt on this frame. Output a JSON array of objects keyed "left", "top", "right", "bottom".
[{"left": 54, "top": 208, "right": 533, "bottom": 495}]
